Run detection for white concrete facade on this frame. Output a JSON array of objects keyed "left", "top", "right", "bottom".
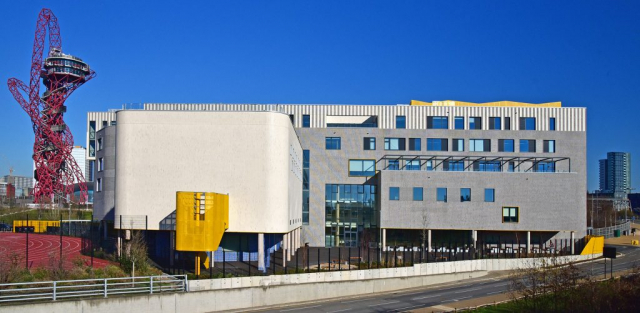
[{"left": 113, "top": 110, "right": 302, "bottom": 234}]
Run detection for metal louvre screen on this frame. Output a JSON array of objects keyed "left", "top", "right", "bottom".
[{"left": 175, "top": 191, "right": 229, "bottom": 252}]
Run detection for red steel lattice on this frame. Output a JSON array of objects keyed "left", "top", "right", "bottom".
[{"left": 7, "top": 8, "right": 95, "bottom": 204}]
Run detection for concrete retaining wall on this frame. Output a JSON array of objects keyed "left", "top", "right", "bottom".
[{"left": 0, "top": 254, "right": 600, "bottom": 313}]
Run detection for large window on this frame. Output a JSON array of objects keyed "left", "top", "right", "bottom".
[
  {"left": 96, "top": 178, "right": 102, "bottom": 192},
  {"left": 303, "top": 150, "right": 310, "bottom": 224},
  {"left": 396, "top": 116, "right": 406, "bottom": 129},
  {"left": 502, "top": 207, "right": 519, "bottom": 223},
  {"left": 536, "top": 161, "right": 556, "bottom": 172},
  {"left": 454, "top": 116, "right": 465, "bottom": 130},
  {"left": 427, "top": 116, "right": 448, "bottom": 129},
  {"left": 364, "top": 137, "right": 376, "bottom": 150},
  {"left": 485, "top": 188, "right": 495, "bottom": 202},
  {"left": 325, "top": 184, "right": 377, "bottom": 247},
  {"left": 97, "top": 138, "right": 103, "bottom": 151},
  {"left": 498, "top": 139, "right": 514, "bottom": 152},
  {"left": 504, "top": 117, "right": 511, "bottom": 130},
  {"left": 460, "top": 188, "right": 471, "bottom": 202},
  {"left": 390, "top": 187, "right": 400, "bottom": 200},
  {"left": 549, "top": 117, "right": 556, "bottom": 131},
  {"left": 520, "top": 117, "right": 536, "bottom": 130},
  {"left": 384, "top": 138, "right": 406, "bottom": 150},
  {"left": 470, "top": 139, "right": 491, "bottom": 152},
  {"left": 409, "top": 138, "right": 421, "bottom": 151},
  {"left": 406, "top": 160, "right": 420, "bottom": 171},
  {"left": 413, "top": 187, "right": 423, "bottom": 201},
  {"left": 543, "top": 140, "right": 555, "bottom": 153},
  {"left": 520, "top": 139, "right": 536, "bottom": 152},
  {"left": 387, "top": 160, "right": 400, "bottom": 170},
  {"left": 98, "top": 158, "right": 104, "bottom": 172},
  {"left": 425, "top": 160, "right": 434, "bottom": 171},
  {"left": 349, "top": 159, "right": 376, "bottom": 176},
  {"left": 469, "top": 117, "right": 482, "bottom": 130},
  {"left": 437, "top": 188, "right": 447, "bottom": 202},
  {"left": 489, "top": 117, "right": 501, "bottom": 130},
  {"left": 302, "top": 115, "right": 310, "bottom": 128},
  {"left": 325, "top": 137, "right": 341, "bottom": 150},
  {"left": 446, "top": 160, "right": 464, "bottom": 171},
  {"left": 452, "top": 139, "right": 464, "bottom": 152},
  {"left": 427, "top": 138, "right": 448, "bottom": 151},
  {"left": 474, "top": 161, "right": 501, "bottom": 172}
]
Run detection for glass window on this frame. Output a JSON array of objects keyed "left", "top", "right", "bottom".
[
  {"left": 469, "top": 117, "right": 482, "bottom": 130},
  {"left": 543, "top": 140, "right": 555, "bottom": 153},
  {"left": 325, "top": 137, "right": 341, "bottom": 150},
  {"left": 349, "top": 159, "right": 376, "bottom": 176},
  {"left": 460, "top": 188, "right": 471, "bottom": 202},
  {"left": 508, "top": 162, "right": 515, "bottom": 172},
  {"left": 324, "top": 184, "right": 376, "bottom": 247},
  {"left": 97, "top": 138, "right": 103, "bottom": 151},
  {"left": 452, "top": 139, "right": 464, "bottom": 152},
  {"left": 98, "top": 158, "right": 104, "bottom": 171},
  {"left": 427, "top": 116, "right": 448, "bottom": 129},
  {"left": 536, "top": 161, "right": 556, "bottom": 172},
  {"left": 390, "top": 187, "right": 400, "bottom": 201},
  {"left": 437, "top": 188, "right": 447, "bottom": 202},
  {"left": 303, "top": 150, "right": 310, "bottom": 224},
  {"left": 474, "top": 161, "right": 501, "bottom": 172},
  {"left": 498, "top": 139, "right": 514, "bottom": 152},
  {"left": 384, "top": 138, "right": 406, "bottom": 150},
  {"left": 409, "top": 138, "right": 421, "bottom": 151},
  {"left": 489, "top": 117, "right": 501, "bottom": 130},
  {"left": 470, "top": 139, "right": 491, "bottom": 152},
  {"left": 503, "top": 207, "right": 519, "bottom": 223},
  {"left": 549, "top": 118, "right": 556, "bottom": 131},
  {"left": 413, "top": 187, "right": 423, "bottom": 201},
  {"left": 454, "top": 116, "right": 464, "bottom": 130},
  {"left": 426, "top": 160, "right": 433, "bottom": 171},
  {"left": 520, "top": 139, "right": 536, "bottom": 152},
  {"left": 427, "top": 138, "right": 448, "bottom": 151},
  {"left": 364, "top": 137, "right": 376, "bottom": 150},
  {"left": 96, "top": 178, "right": 102, "bottom": 192},
  {"left": 485, "top": 188, "right": 495, "bottom": 202},
  {"left": 520, "top": 117, "right": 536, "bottom": 130},
  {"left": 302, "top": 115, "right": 310, "bottom": 128},
  {"left": 388, "top": 160, "right": 400, "bottom": 170},
  {"left": 396, "top": 116, "right": 406, "bottom": 129},
  {"left": 446, "top": 160, "right": 464, "bottom": 171},
  {"left": 406, "top": 160, "right": 420, "bottom": 171},
  {"left": 504, "top": 117, "right": 511, "bottom": 130}
]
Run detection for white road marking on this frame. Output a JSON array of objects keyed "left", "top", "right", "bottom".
[
  {"left": 280, "top": 305, "right": 322, "bottom": 312},
  {"left": 327, "top": 309, "right": 351, "bottom": 313},
  {"left": 368, "top": 300, "right": 400, "bottom": 307},
  {"left": 340, "top": 298, "right": 368, "bottom": 304},
  {"left": 412, "top": 294, "right": 443, "bottom": 300},
  {"left": 454, "top": 287, "right": 483, "bottom": 293},
  {"left": 487, "top": 290, "right": 504, "bottom": 295}
]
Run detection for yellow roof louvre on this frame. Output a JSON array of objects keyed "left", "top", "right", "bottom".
[{"left": 410, "top": 100, "right": 561, "bottom": 108}]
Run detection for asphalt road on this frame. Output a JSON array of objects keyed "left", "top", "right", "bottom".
[{"left": 256, "top": 245, "right": 640, "bottom": 313}]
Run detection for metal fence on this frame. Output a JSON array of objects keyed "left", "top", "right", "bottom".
[
  {"left": 0, "top": 275, "right": 187, "bottom": 304},
  {"left": 588, "top": 221, "right": 631, "bottom": 238}
]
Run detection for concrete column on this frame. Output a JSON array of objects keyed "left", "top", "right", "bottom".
[
  {"left": 289, "top": 230, "right": 294, "bottom": 258},
  {"left": 258, "top": 233, "right": 265, "bottom": 271},
  {"left": 471, "top": 230, "right": 477, "bottom": 247},
  {"left": 526, "top": 231, "right": 531, "bottom": 254},
  {"left": 570, "top": 231, "right": 575, "bottom": 254},
  {"left": 428, "top": 229, "right": 432, "bottom": 252},
  {"left": 382, "top": 229, "right": 386, "bottom": 251},
  {"left": 282, "top": 233, "right": 287, "bottom": 267}
]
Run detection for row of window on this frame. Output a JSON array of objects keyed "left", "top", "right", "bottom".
[
  {"left": 349, "top": 158, "right": 556, "bottom": 175},
  {"left": 389, "top": 187, "right": 495, "bottom": 203},
  {"left": 302, "top": 150, "right": 310, "bottom": 224},
  {"left": 327, "top": 137, "right": 556, "bottom": 153},
  {"left": 301, "top": 115, "right": 555, "bottom": 131}
]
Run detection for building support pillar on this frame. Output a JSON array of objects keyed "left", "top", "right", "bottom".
[
  {"left": 570, "top": 231, "right": 575, "bottom": 254},
  {"left": 526, "top": 231, "right": 531, "bottom": 255},
  {"left": 471, "top": 230, "right": 477, "bottom": 247},
  {"left": 283, "top": 233, "right": 288, "bottom": 267},
  {"left": 382, "top": 229, "right": 386, "bottom": 251},
  {"left": 258, "top": 233, "right": 265, "bottom": 272},
  {"left": 428, "top": 229, "right": 432, "bottom": 252}
]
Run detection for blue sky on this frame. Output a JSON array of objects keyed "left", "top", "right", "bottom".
[{"left": 0, "top": 1, "right": 638, "bottom": 191}]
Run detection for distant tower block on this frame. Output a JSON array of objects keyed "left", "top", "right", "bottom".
[{"left": 7, "top": 8, "right": 95, "bottom": 204}]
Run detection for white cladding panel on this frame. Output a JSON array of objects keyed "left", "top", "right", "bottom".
[{"left": 114, "top": 110, "right": 302, "bottom": 233}]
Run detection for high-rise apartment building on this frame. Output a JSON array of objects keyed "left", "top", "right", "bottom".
[
  {"left": 599, "top": 152, "right": 631, "bottom": 198},
  {"left": 71, "top": 146, "right": 87, "bottom": 184}
]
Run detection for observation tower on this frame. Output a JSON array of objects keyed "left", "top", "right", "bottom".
[{"left": 7, "top": 8, "right": 95, "bottom": 204}]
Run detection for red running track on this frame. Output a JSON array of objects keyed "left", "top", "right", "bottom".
[{"left": 0, "top": 233, "right": 111, "bottom": 269}]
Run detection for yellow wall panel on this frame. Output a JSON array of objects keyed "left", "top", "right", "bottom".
[
  {"left": 580, "top": 235, "right": 604, "bottom": 255},
  {"left": 176, "top": 191, "right": 229, "bottom": 252}
]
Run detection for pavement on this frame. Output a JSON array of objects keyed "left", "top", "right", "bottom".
[{"left": 249, "top": 245, "right": 640, "bottom": 313}]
